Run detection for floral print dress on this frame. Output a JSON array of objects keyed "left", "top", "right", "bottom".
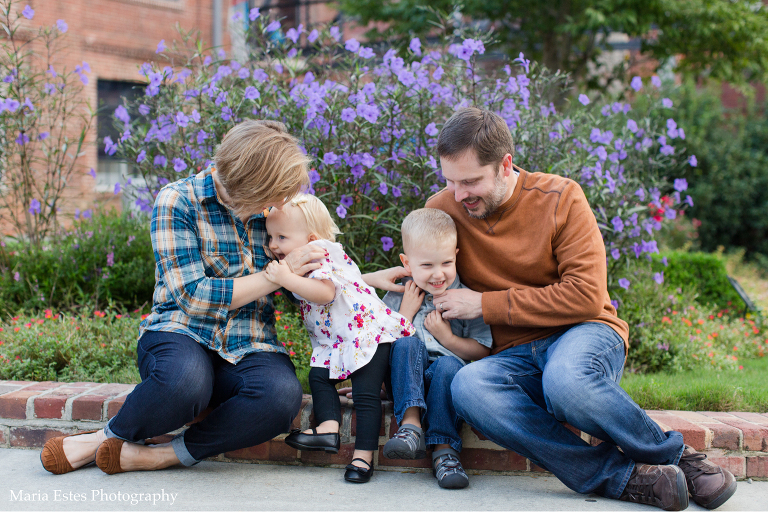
[{"left": 295, "top": 239, "right": 414, "bottom": 379}]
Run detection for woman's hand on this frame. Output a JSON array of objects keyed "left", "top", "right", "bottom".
[
  {"left": 362, "top": 266, "right": 410, "bottom": 293},
  {"left": 398, "top": 281, "right": 424, "bottom": 323},
  {"left": 282, "top": 243, "right": 327, "bottom": 276}
]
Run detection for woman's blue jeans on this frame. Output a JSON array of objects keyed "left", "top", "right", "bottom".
[
  {"left": 105, "top": 331, "right": 303, "bottom": 466},
  {"left": 451, "top": 322, "right": 684, "bottom": 499},
  {"left": 390, "top": 336, "right": 465, "bottom": 452}
]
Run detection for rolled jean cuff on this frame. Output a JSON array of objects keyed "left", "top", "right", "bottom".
[
  {"left": 426, "top": 435, "right": 462, "bottom": 453},
  {"left": 103, "top": 420, "right": 145, "bottom": 445},
  {"left": 171, "top": 432, "right": 199, "bottom": 467},
  {"left": 610, "top": 460, "right": 636, "bottom": 500},
  {"left": 395, "top": 399, "right": 426, "bottom": 425}
]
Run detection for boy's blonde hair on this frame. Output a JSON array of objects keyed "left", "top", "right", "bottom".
[
  {"left": 288, "top": 193, "right": 342, "bottom": 242},
  {"left": 401, "top": 208, "right": 457, "bottom": 253},
  {"left": 214, "top": 120, "right": 310, "bottom": 218}
]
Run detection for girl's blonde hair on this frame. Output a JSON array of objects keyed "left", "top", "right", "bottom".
[
  {"left": 214, "top": 120, "right": 310, "bottom": 218},
  {"left": 288, "top": 193, "right": 342, "bottom": 242}
]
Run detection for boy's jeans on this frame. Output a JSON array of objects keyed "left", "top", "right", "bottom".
[
  {"left": 389, "top": 336, "right": 465, "bottom": 452},
  {"left": 451, "top": 322, "right": 684, "bottom": 499}
]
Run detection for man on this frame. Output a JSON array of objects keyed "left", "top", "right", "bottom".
[{"left": 426, "top": 108, "right": 736, "bottom": 510}]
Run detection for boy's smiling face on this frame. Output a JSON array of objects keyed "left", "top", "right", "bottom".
[{"left": 400, "top": 240, "right": 458, "bottom": 297}]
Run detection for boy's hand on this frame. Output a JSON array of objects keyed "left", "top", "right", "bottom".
[
  {"left": 398, "top": 281, "right": 424, "bottom": 322},
  {"left": 424, "top": 309, "right": 452, "bottom": 342},
  {"left": 264, "top": 260, "right": 292, "bottom": 286}
]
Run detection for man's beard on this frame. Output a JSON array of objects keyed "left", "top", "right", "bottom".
[{"left": 464, "top": 172, "right": 508, "bottom": 219}]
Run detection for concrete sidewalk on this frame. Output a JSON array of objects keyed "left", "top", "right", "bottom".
[{"left": 1, "top": 448, "right": 765, "bottom": 512}]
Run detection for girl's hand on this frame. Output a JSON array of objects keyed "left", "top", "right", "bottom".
[
  {"left": 283, "top": 243, "right": 327, "bottom": 276},
  {"left": 424, "top": 309, "right": 453, "bottom": 342},
  {"left": 398, "top": 281, "right": 424, "bottom": 322},
  {"left": 264, "top": 260, "right": 291, "bottom": 285}
]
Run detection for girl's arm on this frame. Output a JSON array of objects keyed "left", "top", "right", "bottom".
[{"left": 264, "top": 260, "right": 336, "bottom": 304}]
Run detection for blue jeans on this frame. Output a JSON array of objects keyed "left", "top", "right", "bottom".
[
  {"left": 390, "top": 336, "right": 465, "bottom": 452},
  {"left": 106, "top": 331, "right": 303, "bottom": 466},
  {"left": 451, "top": 322, "right": 684, "bottom": 499}
]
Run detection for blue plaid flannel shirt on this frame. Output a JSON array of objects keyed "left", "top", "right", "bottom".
[{"left": 138, "top": 165, "right": 284, "bottom": 363}]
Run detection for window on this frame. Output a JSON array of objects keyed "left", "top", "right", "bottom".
[{"left": 96, "top": 80, "right": 143, "bottom": 195}]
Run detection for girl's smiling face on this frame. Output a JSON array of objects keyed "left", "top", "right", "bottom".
[{"left": 265, "top": 205, "right": 315, "bottom": 260}]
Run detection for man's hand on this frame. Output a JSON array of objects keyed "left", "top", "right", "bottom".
[
  {"left": 264, "top": 260, "right": 292, "bottom": 286},
  {"left": 424, "top": 309, "right": 453, "bottom": 342},
  {"left": 282, "top": 243, "right": 327, "bottom": 276},
  {"left": 362, "top": 266, "right": 410, "bottom": 293},
  {"left": 436, "top": 288, "right": 483, "bottom": 320},
  {"left": 398, "top": 281, "right": 424, "bottom": 322}
]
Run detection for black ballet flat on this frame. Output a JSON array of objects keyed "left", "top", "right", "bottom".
[
  {"left": 284, "top": 428, "right": 340, "bottom": 453},
  {"left": 344, "top": 458, "right": 374, "bottom": 483}
]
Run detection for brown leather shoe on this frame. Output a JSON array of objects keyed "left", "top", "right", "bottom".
[
  {"left": 95, "top": 438, "right": 125, "bottom": 475},
  {"left": 620, "top": 464, "right": 689, "bottom": 511},
  {"left": 40, "top": 430, "right": 99, "bottom": 475},
  {"left": 678, "top": 446, "right": 737, "bottom": 509}
]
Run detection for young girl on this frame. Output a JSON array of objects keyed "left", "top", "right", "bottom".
[{"left": 264, "top": 194, "right": 413, "bottom": 483}]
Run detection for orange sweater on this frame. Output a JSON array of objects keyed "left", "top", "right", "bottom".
[{"left": 426, "top": 167, "right": 629, "bottom": 354}]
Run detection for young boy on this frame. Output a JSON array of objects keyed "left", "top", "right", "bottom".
[{"left": 382, "top": 208, "right": 492, "bottom": 489}]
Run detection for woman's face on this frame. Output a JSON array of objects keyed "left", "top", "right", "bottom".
[{"left": 265, "top": 205, "right": 313, "bottom": 260}]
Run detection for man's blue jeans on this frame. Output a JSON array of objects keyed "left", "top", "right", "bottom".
[
  {"left": 451, "top": 322, "right": 684, "bottom": 499},
  {"left": 105, "top": 331, "right": 303, "bottom": 466},
  {"left": 390, "top": 336, "right": 465, "bottom": 452}
]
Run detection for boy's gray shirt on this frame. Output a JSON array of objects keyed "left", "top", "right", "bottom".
[{"left": 382, "top": 276, "right": 493, "bottom": 365}]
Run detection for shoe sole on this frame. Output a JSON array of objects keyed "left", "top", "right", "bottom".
[
  {"left": 437, "top": 475, "right": 469, "bottom": 489},
  {"left": 671, "top": 467, "right": 690, "bottom": 511},
  {"left": 284, "top": 439, "right": 339, "bottom": 454},
  {"left": 382, "top": 446, "right": 427, "bottom": 460},
  {"left": 701, "top": 480, "right": 737, "bottom": 510}
]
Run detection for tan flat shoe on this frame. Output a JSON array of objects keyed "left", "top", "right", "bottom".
[
  {"left": 95, "top": 438, "right": 125, "bottom": 475},
  {"left": 40, "top": 430, "right": 99, "bottom": 475}
]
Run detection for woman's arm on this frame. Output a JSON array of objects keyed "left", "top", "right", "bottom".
[{"left": 230, "top": 272, "right": 281, "bottom": 310}]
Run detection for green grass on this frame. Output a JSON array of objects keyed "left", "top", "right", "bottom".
[{"left": 621, "top": 356, "right": 768, "bottom": 412}]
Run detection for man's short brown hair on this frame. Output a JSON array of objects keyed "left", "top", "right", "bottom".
[
  {"left": 436, "top": 108, "right": 514, "bottom": 169},
  {"left": 214, "top": 120, "right": 310, "bottom": 218}
]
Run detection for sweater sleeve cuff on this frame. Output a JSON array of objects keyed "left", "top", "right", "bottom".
[{"left": 482, "top": 290, "right": 513, "bottom": 326}]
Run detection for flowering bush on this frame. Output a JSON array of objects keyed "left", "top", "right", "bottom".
[
  {"left": 0, "top": 1, "right": 94, "bottom": 246},
  {"left": 109, "top": 12, "right": 695, "bottom": 293}
]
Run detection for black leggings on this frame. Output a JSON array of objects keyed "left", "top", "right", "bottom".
[{"left": 308, "top": 343, "right": 391, "bottom": 451}]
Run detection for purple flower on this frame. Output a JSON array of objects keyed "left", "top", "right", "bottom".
[
  {"left": 244, "top": 86, "right": 260, "bottom": 100},
  {"left": 15, "top": 132, "right": 29, "bottom": 145},
  {"left": 286, "top": 25, "right": 302, "bottom": 43},
  {"left": 627, "top": 119, "right": 638, "bottom": 133},
  {"left": 340, "top": 195, "right": 354, "bottom": 208},
  {"left": 114, "top": 182, "right": 121, "bottom": 195},
  {"left": 138, "top": 104, "right": 150, "bottom": 116},
  {"left": 688, "top": 155, "right": 697, "bottom": 167},
  {"left": 358, "top": 47, "right": 374, "bottom": 59},
  {"left": 330, "top": 26, "right": 341, "bottom": 41},
  {"left": 673, "top": 178, "right": 688, "bottom": 192},
  {"left": 409, "top": 37, "right": 422, "bottom": 56},
  {"left": 660, "top": 145, "right": 675, "bottom": 156},
  {"left": 265, "top": 20, "right": 280, "bottom": 33},
  {"left": 361, "top": 153, "right": 376, "bottom": 168},
  {"left": 357, "top": 104, "right": 379, "bottom": 123},
  {"left": 665, "top": 208, "right": 677, "bottom": 220},
  {"left": 82, "top": 209, "right": 92, "bottom": 219},
  {"left": 14, "top": 271, "right": 20, "bottom": 282},
  {"left": 308, "top": 169, "right": 321, "bottom": 185},
  {"left": 308, "top": 29, "right": 319, "bottom": 43},
  {"left": 578, "top": 94, "right": 590, "bottom": 106},
  {"left": 249, "top": 8, "right": 260, "bottom": 21},
  {"left": 635, "top": 188, "right": 645, "bottom": 201},
  {"left": 191, "top": 110, "right": 201, "bottom": 123},
  {"left": 662, "top": 98, "right": 673, "bottom": 108},
  {"left": 253, "top": 68, "right": 268, "bottom": 82},
  {"left": 221, "top": 106, "right": 233, "bottom": 121},
  {"left": 175, "top": 111, "right": 189, "bottom": 127},
  {"left": 651, "top": 75, "right": 662, "bottom": 88},
  {"left": 56, "top": 19, "right": 68, "bottom": 32},
  {"left": 156, "top": 40, "right": 166, "bottom": 53},
  {"left": 654, "top": 272, "right": 664, "bottom": 284},
  {"left": 22, "top": 5, "right": 34, "bottom": 19},
  {"left": 392, "top": 186, "right": 402, "bottom": 198},
  {"left": 89, "top": 168, "right": 97, "bottom": 179},
  {"left": 423, "top": 123, "right": 440, "bottom": 137},
  {"left": 514, "top": 52, "right": 531, "bottom": 74},
  {"left": 611, "top": 248, "right": 621, "bottom": 260},
  {"left": 107, "top": 252, "right": 115, "bottom": 267},
  {"left": 336, "top": 204, "right": 347, "bottom": 219},
  {"left": 103, "top": 136, "right": 117, "bottom": 155},
  {"left": 381, "top": 237, "right": 394, "bottom": 251},
  {"left": 611, "top": 300, "right": 620, "bottom": 310},
  {"left": 630, "top": 76, "right": 642, "bottom": 91},
  {"left": 618, "top": 278, "right": 630, "bottom": 290},
  {"left": 378, "top": 182, "right": 388, "bottom": 195},
  {"left": 344, "top": 38, "right": 360, "bottom": 53},
  {"left": 38, "top": 132, "right": 49, "bottom": 141},
  {"left": 113, "top": 105, "right": 130, "bottom": 126},
  {"left": 154, "top": 155, "right": 167, "bottom": 167},
  {"left": 29, "top": 198, "right": 40, "bottom": 215},
  {"left": 611, "top": 216, "right": 624, "bottom": 233},
  {"left": 173, "top": 158, "right": 187, "bottom": 173},
  {"left": 685, "top": 195, "right": 694, "bottom": 207},
  {"left": 338, "top": 108, "right": 355, "bottom": 123},
  {"left": 137, "top": 150, "right": 146, "bottom": 163}
]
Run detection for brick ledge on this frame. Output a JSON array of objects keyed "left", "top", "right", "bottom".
[{"left": 1, "top": 380, "right": 767, "bottom": 479}]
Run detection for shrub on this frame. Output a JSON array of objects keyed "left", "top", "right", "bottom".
[
  {"left": 651, "top": 251, "right": 745, "bottom": 311},
  {"left": 0, "top": 209, "right": 155, "bottom": 314},
  {"left": 109, "top": 12, "right": 694, "bottom": 295}
]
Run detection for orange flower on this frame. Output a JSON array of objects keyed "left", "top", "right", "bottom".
[
  {"left": 115, "top": 314, "right": 122, "bottom": 319},
  {"left": 662, "top": 316, "right": 671, "bottom": 324},
  {"left": 708, "top": 315, "right": 715, "bottom": 320},
  {"left": 733, "top": 346, "right": 738, "bottom": 351},
  {"left": 708, "top": 352, "right": 714, "bottom": 357},
  {"left": 14, "top": 327, "right": 20, "bottom": 332},
  {"left": 697, "top": 319, "right": 704, "bottom": 325},
  {"left": 672, "top": 311, "right": 678, "bottom": 315},
  {"left": 696, "top": 329, "right": 702, "bottom": 334},
  {"left": 739, "top": 365, "right": 744, "bottom": 370},
  {"left": 24, "top": 323, "right": 32, "bottom": 328}
]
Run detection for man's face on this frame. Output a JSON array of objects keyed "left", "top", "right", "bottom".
[
  {"left": 440, "top": 151, "right": 509, "bottom": 219},
  {"left": 265, "top": 205, "right": 312, "bottom": 260},
  {"left": 400, "top": 240, "right": 458, "bottom": 297}
]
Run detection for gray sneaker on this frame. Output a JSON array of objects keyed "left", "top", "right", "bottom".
[
  {"left": 382, "top": 424, "right": 426, "bottom": 459},
  {"left": 432, "top": 448, "right": 469, "bottom": 489},
  {"left": 620, "top": 464, "right": 689, "bottom": 511}
]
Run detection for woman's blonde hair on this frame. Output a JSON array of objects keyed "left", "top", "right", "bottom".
[
  {"left": 214, "top": 120, "right": 310, "bottom": 218},
  {"left": 287, "top": 193, "right": 342, "bottom": 242}
]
